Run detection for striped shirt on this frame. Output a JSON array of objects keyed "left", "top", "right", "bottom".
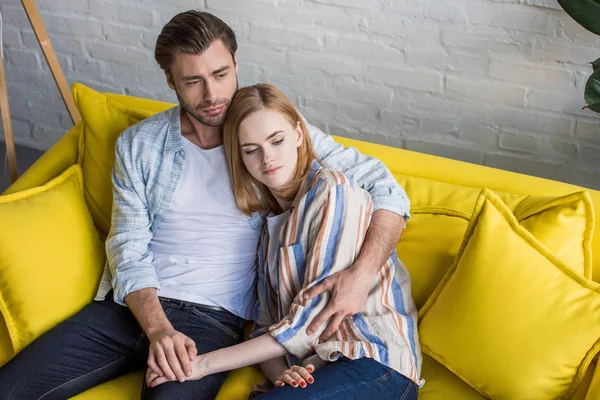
[{"left": 251, "top": 161, "right": 424, "bottom": 386}]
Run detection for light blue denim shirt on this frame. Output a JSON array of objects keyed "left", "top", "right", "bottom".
[{"left": 95, "top": 106, "right": 411, "bottom": 308}]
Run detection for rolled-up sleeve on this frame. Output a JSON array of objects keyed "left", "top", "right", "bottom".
[
  {"left": 304, "top": 117, "right": 410, "bottom": 222},
  {"left": 105, "top": 131, "right": 160, "bottom": 306}
]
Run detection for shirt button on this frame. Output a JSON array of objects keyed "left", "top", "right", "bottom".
[{"left": 179, "top": 150, "right": 185, "bottom": 156}]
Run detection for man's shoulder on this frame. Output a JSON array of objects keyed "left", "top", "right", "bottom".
[{"left": 117, "top": 106, "right": 177, "bottom": 148}]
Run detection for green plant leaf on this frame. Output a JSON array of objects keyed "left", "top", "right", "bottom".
[
  {"left": 558, "top": 0, "right": 600, "bottom": 35},
  {"left": 584, "top": 68, "right": 600, "bottom": 113},
  {"left": 592, "top": 58, "right": 600, "bottom": 72}
]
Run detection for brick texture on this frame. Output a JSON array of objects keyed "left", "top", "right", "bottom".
[{"left": 1, "top": 0, "right": 600, "bottom": 188}]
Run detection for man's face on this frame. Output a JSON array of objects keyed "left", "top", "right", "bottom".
[{"left": 166, "top": 40, "right": 238, "bottom": 127}]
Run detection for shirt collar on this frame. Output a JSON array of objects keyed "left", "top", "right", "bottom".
[{"left": 164, "top": 106, "right": 184, "bottom": 154}]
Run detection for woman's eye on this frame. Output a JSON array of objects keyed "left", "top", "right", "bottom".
[
  {"left": 244, "top": 148, "right": 259, "bottom": 155},
  {"left": 272, "top": 138, "right": 284, "bottom": 146}
]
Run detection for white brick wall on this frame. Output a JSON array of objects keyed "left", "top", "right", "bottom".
[{"left": 1, "top": 0, "right": 600, "bottom": 189}]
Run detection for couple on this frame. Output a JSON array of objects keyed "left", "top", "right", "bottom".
[{"left": 0, "top": 10, "right": 422, "bottom": 400}]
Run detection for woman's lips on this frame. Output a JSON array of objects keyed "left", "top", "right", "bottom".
[{"left": 263, "top": 166, "right": 282, "bottom": 175}]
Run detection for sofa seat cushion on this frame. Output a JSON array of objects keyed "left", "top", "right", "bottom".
[
  {"left": 418, "top": 189, "right": 600, "bottom": 399},
  {"left": 71, "top": 366, "right": 265, "bottom": 400}
]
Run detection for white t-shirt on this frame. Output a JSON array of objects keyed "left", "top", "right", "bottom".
[{"left": 149, "top": 137, "right": 259, "bottom": 318}]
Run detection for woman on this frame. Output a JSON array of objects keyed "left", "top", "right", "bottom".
[{"left": 147, "top": 83, "right": 423, "bottom": 399}]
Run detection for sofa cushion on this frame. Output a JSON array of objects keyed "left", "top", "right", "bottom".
[
  {"left": 0, "top": 165, "right": 105, "bottom": 353},
  {"left": 418, "top": 189, "right": 600, "bottom": 399},
  {"left": 71, "top": 367, "right": 265, "bottom": 400},
  {"left": 396, "top": 175, "right": 594, "bottom": 308},
  {"left": 72, "top": 83, "right": 170, "bottom": 237}
]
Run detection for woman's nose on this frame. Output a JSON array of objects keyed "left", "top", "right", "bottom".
[{"left": 262, "top": 149, "right": 274, "bottom": 164}]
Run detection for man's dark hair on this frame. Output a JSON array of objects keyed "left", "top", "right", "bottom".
[{"left": 154, "top": 10, "right": 237, "bottom": 72}]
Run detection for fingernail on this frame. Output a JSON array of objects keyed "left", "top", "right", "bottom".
[
  {"left": 300, "top": 382, "right": 306, "bottom": 388},
  {"left": 308, "top": 378, "right": 314, "bottom": 383},
  {"left": 279, "top": 382, "right": 285, "bottom": 387},
  {"left": 186, "top": 370, "right": 191, "bottom": 376},
  {"left": 292, "top": 381, "right": 298, "bottom": 387}
]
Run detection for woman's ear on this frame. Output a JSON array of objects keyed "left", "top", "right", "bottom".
[{"left": 295, "top": 121, "right": 304, "bottom": 148}]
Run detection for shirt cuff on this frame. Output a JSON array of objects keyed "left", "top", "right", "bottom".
[
  {"left": 112, "top": 275, "right": 161, "bottom": 306},
  {"left": 371, "top": 196, "right": 411, "bottom": 227}
]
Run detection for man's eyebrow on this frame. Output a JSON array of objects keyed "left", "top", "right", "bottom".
[
  {"left": 240, "top": 130, "right": 284, "bottom": 147},
  {"left": 181, "top": 75, "right": 204, "bottom": 81},
  {"left": 212, "top": 65, "right": 231, "bottom": 75}
]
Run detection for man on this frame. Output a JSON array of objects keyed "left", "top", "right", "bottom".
[{"left": 0, "top": 10, "right": 410, "bottom": 400}]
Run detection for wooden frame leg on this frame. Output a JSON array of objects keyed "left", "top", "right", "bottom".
[
  {"left": 0, "top": 51, "right": 18, "bottom": 183},
  {"left": 21, "top": 0, "right": 81, "bottom": 125}
]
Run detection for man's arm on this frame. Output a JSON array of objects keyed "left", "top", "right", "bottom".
[
  {"left": 303, "top": 119, "right": 409, "bottom": 339},
  {"left": 107, "top": 132, "right": 196, "bottom": 382},
  {"left": 125, "top": 288, "right": 196, "bottom": 382}
]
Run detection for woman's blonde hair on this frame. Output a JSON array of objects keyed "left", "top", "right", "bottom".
[{"left": 223, "top": 83, "right": 316, "bottom": 215}]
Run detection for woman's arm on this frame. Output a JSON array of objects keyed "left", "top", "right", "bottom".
[
  {"left": 147, "top": 334, "right": 287, "bottom": 387},
  {"left": 268, "top": 173, "right": 375, "bottom": 359}
]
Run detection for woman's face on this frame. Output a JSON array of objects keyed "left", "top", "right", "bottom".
[{"left": 238, "top": 109, "right": 303, "bottom": 192}]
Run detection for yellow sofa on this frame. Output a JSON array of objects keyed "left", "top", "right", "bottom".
[{"left": 1, "top": 85, "right": 600, "bottom": 399}]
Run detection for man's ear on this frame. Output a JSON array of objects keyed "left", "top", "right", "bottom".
[
  {"left": 233, "top": 54, "right": 239, "bottom": 74},
  {"left": 165, "top": 70, "right": 176, "bottom": 90},
  {"left": 295, "top": 121, "right": 304, "bottom": 148}
]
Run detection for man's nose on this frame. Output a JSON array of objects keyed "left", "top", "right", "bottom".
[{"left": 204, "top": 80, "right": 216, "bottom": 102}]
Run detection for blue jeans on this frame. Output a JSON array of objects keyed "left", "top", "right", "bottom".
[
  {"left": 256, "top": 357, "right": 418, "bottom": 400},
  {"left": 0, "top": 293, "right": 244, "bottom": 400}
]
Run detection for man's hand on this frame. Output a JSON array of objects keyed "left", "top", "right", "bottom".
[
  {"left": 147, "top": 328, "right": 197, "bottom": 383},
  {"left": 304, "top": 266, "right": 372, "bottom": 341},
  {"left": 146, "top": 352, "right": 206, "bottom": 388},
  {"left": 304, "top": 210, "right": 404, "bottom": 341}
]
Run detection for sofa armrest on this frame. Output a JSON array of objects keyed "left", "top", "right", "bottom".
[{"left": 3, "top": 123, "right": 81, "bottom": 195}]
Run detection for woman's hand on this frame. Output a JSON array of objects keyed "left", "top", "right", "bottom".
[
  {"left": 274, "top": 364, "right": 315, "bottom": 388},
  {"left": 146, "top": 354, "right": 207, "bottom": 388}
]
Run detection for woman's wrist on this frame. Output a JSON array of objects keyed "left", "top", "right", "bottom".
[{"left": 192, "top": 353, "right": 210, "bottom": 380}]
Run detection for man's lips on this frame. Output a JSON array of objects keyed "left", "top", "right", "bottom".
[
  {"left": 203, "top": 105, "right": 224, "bottom": 116},
  {"left": 263, "top": 166, "right": 282, "bottom": 175}
]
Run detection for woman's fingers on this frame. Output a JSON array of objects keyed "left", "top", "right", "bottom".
[
  {"left": 282, "top": 373, "right": 298, "bottom": 387},
  {"left": 292, "top": 365, "right": 314, "bottom": 384},
  {"left": 149, "top": 375, "right": 170, "bottom": 388}
]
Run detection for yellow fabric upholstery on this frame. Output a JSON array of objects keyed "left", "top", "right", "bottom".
[
  {"left": 333, "top": 136, "right": 600, "bottom": 284},
  {"left": 3, "top": 84, "right": 600, "bottom": 399},
  {"left": 2, "top": 124, "right": 82, "bottom": 196},
  {"left": 72, "top": 83, "right": 156, "bottom": 236},
  {"left": 419, "top": 189, "right": 600, "bottom": 399},
  {"left": 396, "top": 174, "right": 594, "bottom": 308},
  {"left": 0, "top": 165, "right": 105, "bottom": 354}
]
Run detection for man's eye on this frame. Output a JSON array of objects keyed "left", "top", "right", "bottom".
[
  {"left": 186, "top": 81, "right": 199, "bottom": 85},
  {"left": 272, "top": 139, "right": 284, "bottom": 146},
  {"left": 216, "top": 73, "right": 227, "bottom": 79},
  {"left": 245, "top": 148, "right": 259, "bottom": 155}
]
